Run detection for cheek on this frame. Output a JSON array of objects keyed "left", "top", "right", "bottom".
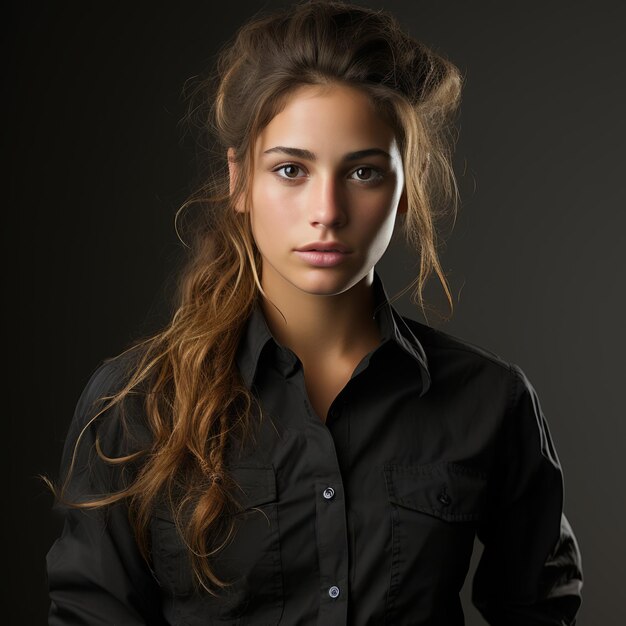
[
  {"left": 356, "top": 208, "right": 398, "bottom": 262},
  {"left": 370, "top": 219, "right": 396, "bottom": 256},
  {"left": 250, "top": 187, "right": 298, "bottom": 248},
  {"left": 358, "top": 200, "right": 397, "bottom": 241}
]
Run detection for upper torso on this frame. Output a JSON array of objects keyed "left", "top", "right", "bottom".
[{"left": 48, "top": 273, "right": 580, "bottom": 626}]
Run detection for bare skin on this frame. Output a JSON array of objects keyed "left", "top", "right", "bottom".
[
  {"left": 262, "top": 274, "right": 382, "bottom": 421},
  {"left": 229, "top": 83, "right": 407, "bottom": 421}
]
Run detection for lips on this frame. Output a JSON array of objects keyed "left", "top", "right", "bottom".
[
  {"left": 293, "top": 242, "right": 351, "bottom": 268},
  {"left": 295, "top": 241, "right": 351, "bottom": 253}
]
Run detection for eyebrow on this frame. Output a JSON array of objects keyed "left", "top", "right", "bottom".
[{"left": 262, "top": 146, "right": 391, "bottom": 161}]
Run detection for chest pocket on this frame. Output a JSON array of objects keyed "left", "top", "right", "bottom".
[
  {"left": 382, "top": 462, "right": 487, "bottom": 622},
  {"left": 151, "top": 465, "right": 283, "bottom": 625},
  {"left": 384, "top": 461, "right": 487, "bottom": 522}
]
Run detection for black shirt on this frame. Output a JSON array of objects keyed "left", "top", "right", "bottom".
[{"left": 47, "top": 272, "right": 583, "bottom": 625}]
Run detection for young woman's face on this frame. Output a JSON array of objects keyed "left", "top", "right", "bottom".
[{"left": 247, "top": 83, "right": 406, "bottom": 300}]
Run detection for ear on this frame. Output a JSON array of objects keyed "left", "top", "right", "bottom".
[
  {"left": 397, "top": 186, "right": 408, "bottom": 215},
  {"left": 227, "top": 147, "right": 246, "bottom": 213}
]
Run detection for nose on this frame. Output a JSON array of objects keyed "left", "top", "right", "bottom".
[{"left": 309, "top": 175, "right": 347, "bottom": 230}]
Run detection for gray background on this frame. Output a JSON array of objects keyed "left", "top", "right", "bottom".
[{"left": 7, "top": 1, "right": 625, "bottom": 623}]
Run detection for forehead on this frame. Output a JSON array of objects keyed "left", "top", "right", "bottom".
[{"left": 255, "top": 83, "right": 399, "bottom": 157}]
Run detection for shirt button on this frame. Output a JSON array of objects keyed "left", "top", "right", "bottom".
[
  {"left": 323, "top": 487, "right": 335, "bottom": 500},
  {"left": 328, "top": 585, "right": 340, "bottom": 599},
  {"left": 438, "top": 489, "right": 451, "bottom": 506}
]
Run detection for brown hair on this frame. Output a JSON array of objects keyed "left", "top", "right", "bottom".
[{"left": 49, "top": 0, "right": 462, "bottom": 594}]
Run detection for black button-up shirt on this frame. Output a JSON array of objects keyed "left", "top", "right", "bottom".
[{"left": 47, "top": 272, "right": 583, "bottom": 625}]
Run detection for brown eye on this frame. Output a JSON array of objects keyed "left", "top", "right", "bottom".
[
  {"left": 350, "top": 167, "right": 383, "bottom": 183},
  {"left": 275, "top": 164, "right": 304, "bottom": 179}
]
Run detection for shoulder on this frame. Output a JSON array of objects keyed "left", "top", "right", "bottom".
[
  {"left": 73, "top": 347, "right": 144, "bottom": 418},
  {"left": 400, "top": 315, "right": 531, "bottom": 398},
  {"left": 79, "top": 350, "right": 138, "bottom": 404},
  {"left": 402, "top": 316, "right": 511, "bottom": 370},
  {"left": 402, "top": 317, "right": 549, "bottom": 433},
  {"left": 66, "top": 345, "right": 153, "bottom": 459},
  {"left": 55, "top": 346, "right": 153, "bottom": 496}
]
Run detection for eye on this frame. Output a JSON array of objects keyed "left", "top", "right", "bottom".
[
  {"left": 273, "top": 163, "right": 306, "bottom": 180},
  {"left": 350, "top": 167, "right": 384, "bottom": 184}
]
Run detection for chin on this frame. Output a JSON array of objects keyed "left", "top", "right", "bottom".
[
  {"left": 260, "top": 257, "right": 370, "bottom": 299},
  {"left": 288, "top": 269, "right": 365, "bottom": 297}
]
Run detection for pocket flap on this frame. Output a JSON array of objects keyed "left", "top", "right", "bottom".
[
  {"left": 384, "top": 462, "right": 486, "bottom": 522},
  {"left": 229, "top": 465, "right": 277, "bottom": 511},
  {"left": 151, "top": 466, "right": 277, "bottom": 521}
]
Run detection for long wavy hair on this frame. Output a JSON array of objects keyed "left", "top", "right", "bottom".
[{"left": 49, "top": 0, "right": 462, "bottom": 594}]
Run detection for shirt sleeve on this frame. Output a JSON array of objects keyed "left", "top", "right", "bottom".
[
  {"left": 472, "top": 363, "right": 583, "bottom": 625},
  {"left": 46, "top": 359, "right": 167, "bottom": 626}
]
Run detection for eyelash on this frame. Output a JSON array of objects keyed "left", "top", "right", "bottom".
[{"left": 272, "top": 163, "right": 385, "bottom": 186}]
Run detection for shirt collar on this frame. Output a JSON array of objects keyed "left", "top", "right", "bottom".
[{"left": 235, "top": 270, "right": 431, "bottom": 396}]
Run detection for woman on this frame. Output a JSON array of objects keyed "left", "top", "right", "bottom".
[{"left": 46, "top": 1, "right": 583, "bottom": 624}]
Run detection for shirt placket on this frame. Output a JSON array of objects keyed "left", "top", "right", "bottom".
[
  {"left": 292, "top": 368, "right": 350, "bottom": 626},
  {"left": 315, "top": 475, "right": 349, "bottom": 624}
]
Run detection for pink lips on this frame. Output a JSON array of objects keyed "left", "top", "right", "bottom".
[{"left": 294, "top": 241, "right": 351, "bottom": 267}]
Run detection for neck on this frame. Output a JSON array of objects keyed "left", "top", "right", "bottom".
[{"left": 259, "top": 271, "right": 382, "bottom": 363}]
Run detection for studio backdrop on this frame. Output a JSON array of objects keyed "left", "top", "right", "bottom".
[{"left": 6, "top": 1, "right": 625, "bottom": 624}]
